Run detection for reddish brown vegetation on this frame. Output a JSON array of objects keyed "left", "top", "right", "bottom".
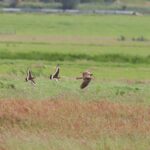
[{"left": 0, "top": 100, "right": 150, "bottom": 138}]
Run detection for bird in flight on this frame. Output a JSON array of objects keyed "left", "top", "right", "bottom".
[
  {"left": 50, "top": 64, "right": 60, "bottom": 81},
  {"left": 76, "top": 71, "right": 93, "bottom": 89},
  {"left": 25, "top": 69, "right": 36, "bottom": 85}
]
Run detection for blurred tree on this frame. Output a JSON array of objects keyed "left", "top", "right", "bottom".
[
  {"left": 80, "top": 0, "right": 103, "bottom": 2},
  {"left": 55, "top": 0, "right": 61, "bottom": 2},
  {"left": 40, "top": 0, "right": 55, "bottom": 2},
  {"left": 9, "top": 0, "right": 20, "bottom": 7},
  {"left": 61, "top": 0, "right": 80, "bottom": 9},
  {"left": 80, "top": 0, "right": 116, "bottom": 2},
  {"left": 104, "top": 0, "right": 116, "bottom": 3}
]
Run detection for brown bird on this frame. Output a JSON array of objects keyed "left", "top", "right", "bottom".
[
  {"left": 50, "top": 64, "right": 60, "bottom": 81},
  {"left": 76, "top": 71, "right": 93, "bottom": 89},
  {"left": 25, "top": 69, "right": 35, "bottom": 84}
]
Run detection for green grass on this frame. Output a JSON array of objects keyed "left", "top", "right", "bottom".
[
  {"left": 0, "top": 14, "right": 150, "bottom": 37},
  {"left": 3, "top": 134, "right": 150, "bottom": 150},
  {"left": 0, "top": 59, "right": 149, "bottom": 104},
  {"left": 0, "top": 41, "right": 150, "bottom": 57},
  {"left": 0, "top": 13, "right": 149, "bottom": 102},
  {"left": 0, "top": 13, "right": 150, "bottom": 150},
  {"left": 0, "top": 51, "right": 150, "bottom": 63}
]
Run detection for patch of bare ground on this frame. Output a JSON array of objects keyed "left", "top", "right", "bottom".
[{"left": 0, "top": 99, "right": 150, "bottom": 139}]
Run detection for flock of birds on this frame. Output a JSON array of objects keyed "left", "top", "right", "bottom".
[{"left": 25, "top": 64, "right": 93, "bottom": 89}]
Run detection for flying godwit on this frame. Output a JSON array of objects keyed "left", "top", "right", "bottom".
[
  {"left": 76, "top": 71, "right": 93, "bottom": 89},
  {"left": 25, "top": 69, "right": 36, "bottom": 85},
  {"left": 50, "top": 64, "right": 60, "bottom": 81}
]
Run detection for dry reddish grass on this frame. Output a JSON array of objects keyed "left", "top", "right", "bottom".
[{"left": 0, "top": 99, "right": 150, "bottom": 139}]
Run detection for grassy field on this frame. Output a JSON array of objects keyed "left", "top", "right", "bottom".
[
  {"left": 0, "top": 13, "right": 150, "bottom": 150},
  {"left": 0, "top": 14, "right": 150, "bottom": 36}
]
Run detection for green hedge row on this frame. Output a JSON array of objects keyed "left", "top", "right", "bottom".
[{"left": 1, "top": 51, "right": 150, "bottom": 64}]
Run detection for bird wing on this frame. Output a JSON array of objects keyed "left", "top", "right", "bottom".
[
  {"left": 31, "top": 78, "right": 36, "bottom": 84},
  {"left": 28, "top": 70, "right": 34, "bottom": 80},
  {"left": 28, "top": 70, "right": 32, "bottom": 78},
  {"left": 26, "top": 70, "right": 30, "bottom": 80},
  {"left": 53, "top": 66, "right": 60, "bottom": 78},
  {"left": 80, "top": 78, "right": 91, "bottom": 89}
]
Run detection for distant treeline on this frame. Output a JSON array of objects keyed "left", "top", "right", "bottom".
[
  {"left": 41, "top": 0, "right": 116, "bottom": 2},
  {"left": 1, "top": 0, "right": 149, "bottom": 11},
  {"left": 1, "top": 51, "right": 150, "bottom": 64},
  {"left": 2, "top": 0, "right": 116, "bottom": 3},
  {"left": 0, "top": 0, "right": 117, "bottom": 9},
  {"left": 0, "top": 0, "right": 118, "bottom": 9}
]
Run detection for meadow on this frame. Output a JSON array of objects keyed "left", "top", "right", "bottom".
[{"left": 0, "top": 13, "right": 150, "bottom": 150}]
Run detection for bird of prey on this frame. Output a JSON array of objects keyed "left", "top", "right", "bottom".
[
  {"left": 76, "top": 71, "right": 93, "bottom": 89},
  {"left": 25, "top": 69, "right": 36, "bottom": 85},
  {"left": 50, "top": 64, "right": 60, "bottom": 81}
]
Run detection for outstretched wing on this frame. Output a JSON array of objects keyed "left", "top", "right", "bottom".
[
  {"left": 28, "top": 70, "right": 32, "bottom": 78},
  {"left": 26, "top": 70, "right": 30, "bottom": 81},
  {"left": 29, "top": 70, "right": 35, "bottom": 79},
  {"left": 80, "top": 78, "right": 91, "bottom": 89},
  {"left": 25, "top": 70, "right": 34, "bottom": 82},
  {"left": 27, "top": 70, "right": 34, "bottom": 80},
  {"left": 53, "top": 65, "right": 60, "bottom": 78},
  {"left": 31, "top": 78, "right": 36, "bottom": 84}
]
